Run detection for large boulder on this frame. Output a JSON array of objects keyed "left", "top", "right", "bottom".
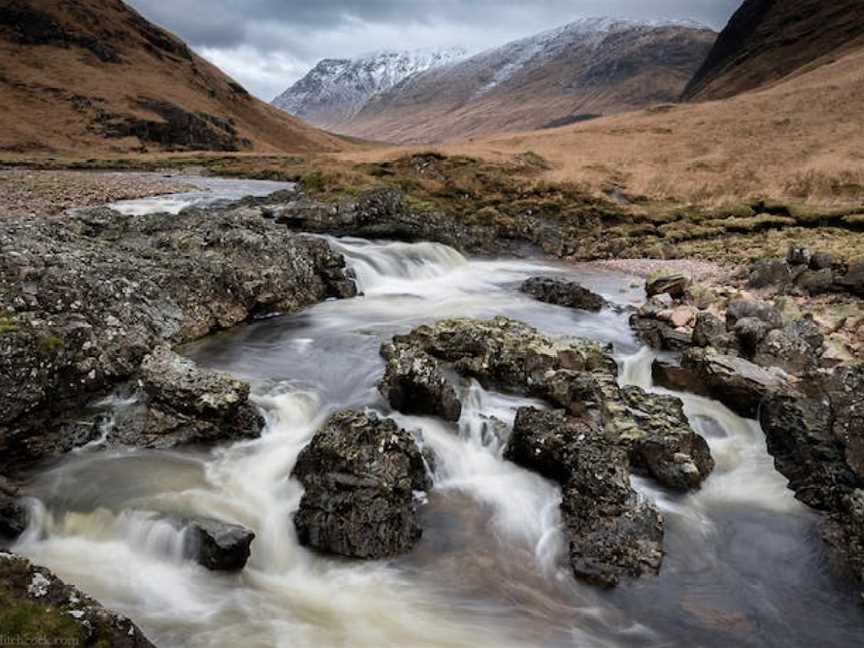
[
  {"left": 182, "top": 517, "right": 255, "bottom": 571},
  {"left": 378, "top": 342, "right": 462, "bottom": 421},
  {"left": 291, "top": 411, "right": 430, "bottom": 559},
  {"left": 520, "top": 276, "right": 606, "bottom": 312},
  {"left": 836, "top": 260, "right": 864, "bottom": 297},
  {"left": 692, "top": 311, "right": 736, "bottom": 351},
  {"left": 505, "top": 408, "right": 663, "bottom": 587},
  {"left": 108, "top": 346, "right": 264, "bottom": 448},
  {"left": 0, "top": 553, "right": 156, "bottom": 647},
  {"left": 679, "top": 348, "right": 791, "bottom": 418}
]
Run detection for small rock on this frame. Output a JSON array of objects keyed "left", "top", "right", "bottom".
[
  {"left": 726, "top": 299, "right": 784, "bottom": 330},
  {"left": 646, "top": 272, "right": 690, "bottom": 299},
  {"left": 810, "top": 251, "right": 834, "bottom": 271},
  {"left": 183, "top": 517, "right": 255, "bottom": 571},
  {"left": 379, "top": 342, "right": 462, "bottom": 421},
  {"left": 520, "top": 276, "right": 607, "bottom": 312},
  {"left": 787, "top": 246, "right": 812, "bottom": 267}
]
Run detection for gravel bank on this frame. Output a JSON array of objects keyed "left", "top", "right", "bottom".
[{"left": 0, "top": 169, "right": 195, "bottom": 217}]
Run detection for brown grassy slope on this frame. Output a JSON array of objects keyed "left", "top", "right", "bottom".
[
  {"left": 342, "top": 44, "right": 864, "bottom": 206},
  {"left": 0, "top": 0, "right": 350, "bottom": 154},
  {"left": 340, "top": 24, "right": 715, "bottom": 144},
  {"left": 682, "top": 0, "right": 864, "bottom": 101}
]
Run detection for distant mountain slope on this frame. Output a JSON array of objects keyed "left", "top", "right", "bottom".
[
  {"left": 683, "top": 0, "right": 864, "bottom": 101},
  {"left": 0, "top": 0, "right": 349, "bottom": 154},
  {"left": 329, "top": 18, "right": 715, "bottom": 144},
  {"left": 273, "top": 48, "right": 467, "bottom": 131}
]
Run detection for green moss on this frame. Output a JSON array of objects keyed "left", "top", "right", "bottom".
[
  {"left": 37, "top": 334, "right": 64, "bottom": 354},
  {"left": 0, "top": 586, "right": 84, "bottom": 644},
  {"left": 0, "top": 316, "right": 17, "bottom": 335}
]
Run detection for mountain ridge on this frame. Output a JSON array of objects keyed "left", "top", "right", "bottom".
[
  {"left": 284, "top": 17, "right": 716, "bottom": 144},
  {"left": 272, "top": 48, "right": 467, "bottom": 130}
]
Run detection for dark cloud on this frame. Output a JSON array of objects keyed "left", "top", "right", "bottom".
[{"left": 124, "top": 0, "right": 740, "bottom": 100}]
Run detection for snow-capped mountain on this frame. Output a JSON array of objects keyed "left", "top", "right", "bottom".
[
  {"left": 311, "top": 17, "right": 716, "bottom": 143},
  {"left": 272, "top": 48, "right": 467, "bottom": 129}
]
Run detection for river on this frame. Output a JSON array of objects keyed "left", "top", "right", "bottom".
[{"left": 11, "top": 179, "right": 863, "bottom": 647}]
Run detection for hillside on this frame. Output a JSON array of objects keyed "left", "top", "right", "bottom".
[
  {"left": 683, "top": 0, "right": 864, "bottom": 101},
  {"left": 330, "top": 18, "right": 716, "bottom": 144},
  {"left": 273, "top": 48, "right": 467, "bottom": 131},
  {"left": 0, "top": 0, "right": 349, "bottom": 154},
  {"left": 341, "top": 42, "right": 864, "bottom": 206}
]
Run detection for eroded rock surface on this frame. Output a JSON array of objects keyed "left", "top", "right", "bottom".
[
  {"left": 291, "top": 410, "right": 430, "bottom": 559},
  {"left": 506, "top": 408, "right": 664, "bottom": 587},
  {"left": 520, "top": 276, "right": 607, "bottom": 312},
  {"left": 378, "top": 342, "right": 462, "bottom": 421},
  {"left": 0, "top": 203, "right": 356, "bottom": 470}
]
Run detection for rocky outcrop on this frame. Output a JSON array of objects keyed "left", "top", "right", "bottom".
[
  {"left": 520, "top": 276, "right": 606, "bottom": 312},
  {"left": 375, "top": 317, "right": 712, "bottom": 584},
  {"left": 0, "top": 202, "right": 356, "bottom": 471},
  {"left": 378, "top": 342, "right": 462, "bottom": 421},
  {"left": 105, "top": 346, "right": 264, "bottom": 449},
  {"left": 0, "top": 553, "right": 156, "bottom": 647},
  {"left": 268, "top": 188, "right": 506, "bottom": 255},
  {"left": 291, "top": 411, "right": 430, "bottom": 559},
  {"left": 505, "top": 408, "right": 664, "bottom": 587},
  {"left": 630, "top": 294, "right": 694, "bottom": 352},
  {"left": 182, "top": 517, "right": 255, "bottom": 571},
  {"left": 760, "top": 365, "right": 864, "bottom": 587}
]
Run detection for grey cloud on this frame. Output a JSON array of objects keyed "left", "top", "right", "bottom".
[{"left": 124, "top": 0, "right": 741, "bottom": 99}]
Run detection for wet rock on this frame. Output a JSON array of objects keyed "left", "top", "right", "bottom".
[
  {"left": 520, "top": 276, "right": 606, "bottom": 312},
  {"left": 291, "top": 410, "right": 430, "bottom": 559},
  {"left": 505, "top": 408, "right": 664, "bottom": 587},
  {"left": 823, "top": 491, "right": 864, "bottom": 586},
  {"left": 0, "top": 202, "right": 356, "bottom": 470},
  {"left": 760, "top": 394, "right": 856, "bottom": 511},
  {"left": 108, "top": 346, "right": 264, "bottom": 448},
  {"left": 387, "top": 317, "right": 613, "bottom": 396},
  {"left": 615, "top": 387, "right": 715, "bottom": 491},
  {"left": 0, "top": 553, "right": 156, "bottom": 647},
  {"left": 680, "top": 348, "right": 791, "bottom": 418},
  {"left": 389, "top": 318, "right": 713, "bottom": 492},
  {"left": 652, "top": 360, "right": 713, "bottom": 398},
  {"left": 379, "top": 342, "right": 462, "bottom": 421},
  {"left": 759, "top": 365, "right": 864, "bottom": 588},
  {"left": 752, "top": 319, "right": 824, "bottom": 375},
  {"left": 646, "top": 272, "right": 690, "bottom": 299},
  {"left": 183, "top": 517, "right": 255, "bottom": 571}
]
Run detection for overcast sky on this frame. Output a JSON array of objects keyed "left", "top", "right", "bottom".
[{"left": 124, "top": 0, "right": 740, "bottom": 101}]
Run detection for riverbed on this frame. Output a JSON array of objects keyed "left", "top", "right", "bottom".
[{"left": 11, "top": 180, "right": 862, "bottom": 647}]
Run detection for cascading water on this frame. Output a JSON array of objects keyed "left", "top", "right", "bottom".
[{"left": 11, "top": 187, "right": 864, "bottom": 647}]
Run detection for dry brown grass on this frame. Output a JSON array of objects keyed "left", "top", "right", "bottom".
[{"left": 336, "top": 45, "right": 864, "bottom": 207}]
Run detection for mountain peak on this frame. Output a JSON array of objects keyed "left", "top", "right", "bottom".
[{"left": 272, "top": 47, "right": 468, "bottom": 126}]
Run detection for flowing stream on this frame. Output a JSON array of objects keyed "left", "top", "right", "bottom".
[{"left": 12, "top": 182, "right": 863, "bottom": 647}]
